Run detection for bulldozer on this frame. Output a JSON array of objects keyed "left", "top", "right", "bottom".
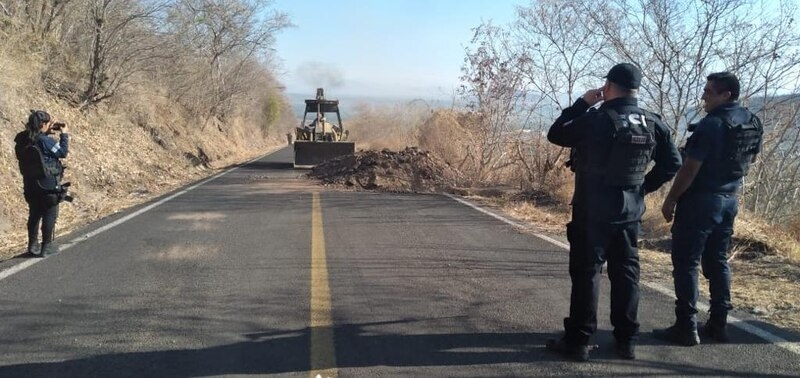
[{"left": 293, "top": 88, "right": 355, "bottom": 168}]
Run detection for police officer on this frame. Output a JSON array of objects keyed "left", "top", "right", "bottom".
[
  {"left": 546, "top": 63, "right": 681, "bottom": 361},
  {"left": 654, "top": 72, "right": 763, "bottom": 345},
  {"left": 13, "top": 110, "right": 70, "bottom": 257}
]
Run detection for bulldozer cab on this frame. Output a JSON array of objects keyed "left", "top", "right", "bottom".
[{"left": 293, "top": 88, "right": 355, "bottom": 168}]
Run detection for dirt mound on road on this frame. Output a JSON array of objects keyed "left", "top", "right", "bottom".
[{"left": 309, "top": 147, "right": 466, "bottom": 192}]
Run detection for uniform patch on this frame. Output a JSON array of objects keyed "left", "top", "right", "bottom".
[{"left": 627, "top": 113, "right": 646, "bottom": 125}]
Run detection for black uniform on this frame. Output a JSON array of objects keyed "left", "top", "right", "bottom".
[
  {"left": 548, "top": 96, "right": 681, "bottom": 346},
  {"left": 671, "top": 102, "right": 762, "bottom": 331}
]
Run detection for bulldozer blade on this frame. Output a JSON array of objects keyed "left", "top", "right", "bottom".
[{"left": 294, "top": 141, "right": 355, "bottom": 168}]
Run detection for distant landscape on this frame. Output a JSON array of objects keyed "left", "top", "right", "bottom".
[{"left": 285, "top": 92, "right": 454, "bottom": 122}]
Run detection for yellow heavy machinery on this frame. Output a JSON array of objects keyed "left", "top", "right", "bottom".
[{"left": 293, "top": 88, "right": 355, "bottom": 168}]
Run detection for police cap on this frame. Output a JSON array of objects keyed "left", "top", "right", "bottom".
[{"left": 604, "top": 63, "right": 642, "bottom": 90}]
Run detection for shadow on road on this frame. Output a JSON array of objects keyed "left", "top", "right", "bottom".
[
  {"left": 0, "top": 318, "right": 788, "bottom": 377},
  {"left": 245, "top": 160, "right": 295, "bottom": 170}
]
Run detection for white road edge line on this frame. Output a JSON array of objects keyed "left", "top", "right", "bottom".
[
  {"left": 443, "top": 192, "right": 800, "bottom": 356},
  {"left": 0, "top": 154, "right": 265, "bottom": 282},
  {"left": 0, "top": 259, "right": 40, "bottom": 281}
]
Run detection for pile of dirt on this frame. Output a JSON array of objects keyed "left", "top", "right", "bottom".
[{"left": 309, "top": 147, "right": 466, "bottom": 193}]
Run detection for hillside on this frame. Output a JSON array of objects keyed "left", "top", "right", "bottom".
[
  {"left": 0, "top": 0, "right": 297, "bottom": 259},
  {"left": 0, "top": 58, "right": 291, "bottom": 260}
]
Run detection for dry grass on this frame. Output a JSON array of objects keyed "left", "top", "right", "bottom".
[
  {"left": 417, "top": 110, "right": 475, "bottom": 170},
  {"left": 345, "top": 101, "right": 432, "bottom": 151},
  {"left": 640, "top": 249, "right": 800, "bottom": 331},
  {"left": 733, "top": 211, "right": 800, "bottom": 262},
  {"left": 467, "top": 189, "right": 571, "bottom": 234}
]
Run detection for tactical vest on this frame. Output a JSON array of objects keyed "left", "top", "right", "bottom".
[
  {"left": 718, "top": 113, "right": 763, "bottom": 181},
  {"left": 596, "top": 108, "right": 657, "bottom": 186}
]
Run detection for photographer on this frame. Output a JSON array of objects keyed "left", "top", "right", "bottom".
[{"left": 13, "top": 110, "right": 70, "bottom": 257}]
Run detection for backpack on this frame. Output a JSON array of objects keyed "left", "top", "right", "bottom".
[{"left": 14, "top": 133, "right": 47, "bottom": 179}]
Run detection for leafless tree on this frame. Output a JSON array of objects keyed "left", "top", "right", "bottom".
[
  {"left": 721, "top": 2, "right": 800, "bottom": 222},
  {"left": 747, "top": 95, "right": 800, "bottom": 222},
  {"left": 0, "top": 0, "right": 72, "bottom": 36},
  {"left": 462, "top": 0, "right": 800, "bottom": 223},
  {"left": 508, "top": 0, "right": 606, "bottom": 190},
  {"left": 165, "top": 0, "right": 290, "bottom": 120},
  {"left": 580, "top": 0, "right": 800, "bottom": 220},
  {"left": 574, "top": 0, "right": 743, "bottom": 136},
  {"left": 459, "top": 1, "right": 608, "bottom": 190},
  {"left": 76, "top": 0, "right": 171, "bottom": 108},
  {"left": 1, "top": 0, "right": 291, "bottom": 142},
  {"left": 514, "top": 1, "right": 605, "bottom": 110},
  {"left": 460, "top": 22, "right": 533, "bottom": 183},
  {"left": 0, "top": 0, "right": 71, "bottom": 43}
]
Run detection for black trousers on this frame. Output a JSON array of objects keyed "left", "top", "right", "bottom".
[
  {"left": 671, "top": 191, "right": 737, "bottom": 329},
  {"left": 563, "top": 221, "right": 641, "bottom": 345},
  {"left": 24, "top": 190, "right": 60, "bottom": 247}
]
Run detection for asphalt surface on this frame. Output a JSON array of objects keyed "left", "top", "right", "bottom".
[{"left": 0, "top": 146, "right": 798, "bottom": 377}]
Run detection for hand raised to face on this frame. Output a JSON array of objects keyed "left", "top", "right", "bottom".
[{"left": 582, "top": 87, "right": 604, "bottom": 106}]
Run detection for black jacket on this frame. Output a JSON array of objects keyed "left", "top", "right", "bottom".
[
  {"left": 684, "top": 102, "right": 761, "bottom": 194},
  {"left": 548, "top": 97, "right": 682, "bottom": 224}
]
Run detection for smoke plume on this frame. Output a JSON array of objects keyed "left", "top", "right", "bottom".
[{"left": 296, "top": 61, "right": 345, "bottom": 89}]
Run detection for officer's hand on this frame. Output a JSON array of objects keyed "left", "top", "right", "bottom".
[
  {"left": 582, "top": 88, "right": 604, "bottom": 106},
  {"left": 661, "top": 198, "right": 676, "bottom": 223}
]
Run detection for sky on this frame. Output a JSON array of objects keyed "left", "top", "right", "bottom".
[{"left": 271, "top": 0, "right": 522, "bottom": 101}]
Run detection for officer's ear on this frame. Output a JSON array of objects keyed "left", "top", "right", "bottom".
[{"left": 722, "top": 90, "right": 733, "bottom": 101}]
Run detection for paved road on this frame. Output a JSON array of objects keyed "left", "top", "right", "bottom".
[{"left": 1, "top": 147, "right": 798, "bottom": 377}]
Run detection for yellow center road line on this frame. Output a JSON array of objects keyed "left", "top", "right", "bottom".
[{"left": 310, "top": 192, "right": 338, "bottom": 378}]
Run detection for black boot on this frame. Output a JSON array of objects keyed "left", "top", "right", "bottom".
[
  {"left": 545, "top": 337, "right": 590, "bottom": 362},
  {"left": 614, "top": 340, "right": 636, "bottom": 360},
  {"left": 23, "top": 239, "right": 42, "bottom": 257},
  {"left": 653, "top": 325, "right": 700, "bottom": 346},
  {"left": 41, "top": 243, "right": 59, "bottom": 257},
  {"left": 701, "top": 315, "right": 729, "bottom": 342}
]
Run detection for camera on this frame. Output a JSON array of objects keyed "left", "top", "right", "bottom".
[
  {"left": 44, "top": 182, "right": 74, "bottom": 206},
  {"left": 58, "top": 182, "right": 74, "bottom": 203},
  {"left": 51, "top": 122, "right": 66, "bottom": 131}
]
